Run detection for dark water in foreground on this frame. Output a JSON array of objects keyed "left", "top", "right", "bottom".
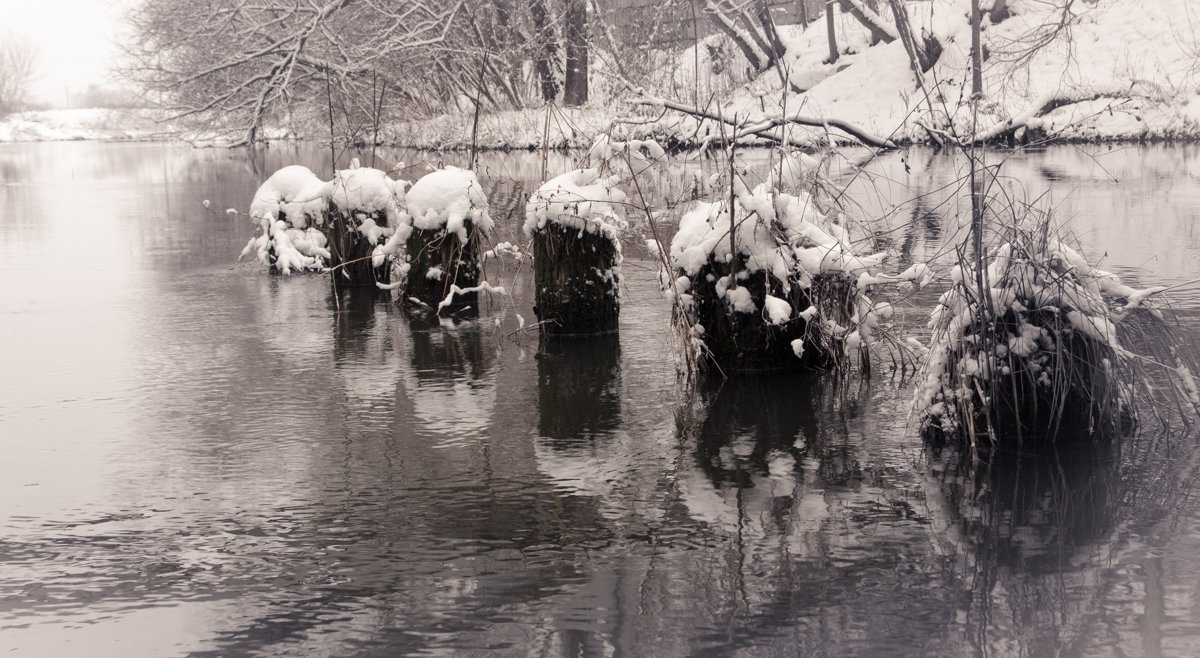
[{"left": 2, "top": 142, "right": 1200, "bottom": 657}]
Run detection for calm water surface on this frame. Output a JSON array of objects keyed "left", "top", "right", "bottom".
[{"left": 2, "top": 142, "right": 1200, "bottom": 657}]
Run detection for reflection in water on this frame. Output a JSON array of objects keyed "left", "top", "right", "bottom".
[
  {"left": 537, "top": 335, "right": 622, "bottom": 443},
  {"left": 533, "top": 336, "right": 623, "bottom": 499},
  {"left": 6, "top": 142, "right": 1200, "bottom": 656},
  {"left": 401, "top": 316, "right": 498, "bottom": 442},
  {"left": 929, "top": 435, "right": 1120, "bottom": 655}
]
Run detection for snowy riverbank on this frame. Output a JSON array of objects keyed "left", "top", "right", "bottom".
[
  {"left": 0, "top": 108, "right": 170, "bottom": 143},
  {"left": 3, "top": 0, "right": 1196, "bottom": 149}
]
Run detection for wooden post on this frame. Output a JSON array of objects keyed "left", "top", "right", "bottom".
[
  {"left": 401, "top": 167, "right": 493, "bottom": 313},
  {"left": 525, "top": 169, "right": 624, "bottom": 336},
  {"left": 530, "top": 223, "right": 621, "bottom": 335}
]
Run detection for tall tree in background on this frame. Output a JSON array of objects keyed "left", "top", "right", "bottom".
[
  {"left": 563, "top": 0, "right": 589, "bottom": 105},
  {"left": 0, "top": 35, "right": 38, "bottom": 116},
  {"left": 531, "top": 0, "right": 562, "bottom": 101}
]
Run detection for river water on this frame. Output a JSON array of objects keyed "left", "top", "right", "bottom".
[{"left": 2, "top": 141, "right": 1200, "bottom": 657}]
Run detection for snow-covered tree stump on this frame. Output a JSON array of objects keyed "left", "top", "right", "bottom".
[
  {"left": 323, "top": 167, "right": 407, "bottom": 289},
  {"left": 401, "top": 167, "right": 493, "bottom": 312},
  {"left": 243, "top": 165, "right": 330, "bottom": 274},
  {"left": 669, "top": 176, "right": 890, "bottom": 373},
  {"left": 915, "top": 238, "right": 1157, "bottom": 445},
  {"left": 524, "top": 169, "right": 626, "bottom": 336},
  {"left": 242, "top": 163, "right": 408, "bottom": 288}
]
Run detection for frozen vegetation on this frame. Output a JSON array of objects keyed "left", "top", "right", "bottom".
[{"left": 666, "top": 151, "right": 932, "bottom": 372}]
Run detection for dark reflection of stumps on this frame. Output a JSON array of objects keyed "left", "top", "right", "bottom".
[
  {"left": 531, "top": 223, "right": 621, "bottom": 336},
  {"left": 329, "top": 287, "right": 392, "bottom": 359},
  {"left": 931, "top": 431, "right": 1120, "bottom": 655},
  {"left": 934, "top": 434, "right": 1119, "bottom": 567},
  {"left": 689, "top": 373, "right": 825, "bottom": 488},
  {"left": 536, "top": 335, "right": 622, "bottom": 442},
  {"left": 407, "top": 315, "right": 493, "bottom": 381}
]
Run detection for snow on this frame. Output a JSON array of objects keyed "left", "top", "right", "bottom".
[
  {"left": 242, "top": 164, "right": 410, "bottom": 275},
  {"left": 523, "top": 168, "right": 629, "bottom": 241},
  {"left": 249, "top": 165, "right": 327, "bottom": 228},
  {"left": 405, "top": 166, "right": 493, "bottom": 243},
  {"left": 436, "top": 281, "right": 507, "bottom": 311},
  {"left": 763, "top": 294, "right": 792, "bottom": 325},
  {"left": 326, "top": 165, "right": 408, "bottom": 228}
]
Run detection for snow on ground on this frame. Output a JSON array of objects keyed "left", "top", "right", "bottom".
[
  {"left": 3, "top": 1, "right": 1195, "bottom": 147},
  {"left": 0, "top": 108, "right": 165, "bottom": 142}
]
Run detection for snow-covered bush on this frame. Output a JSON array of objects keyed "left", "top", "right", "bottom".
[
  {"left": 667, "top": 153, "right": 908, "bottom": 373},
  {"left": 524, "top": 167, "right": 628, "bottom": 335},
  {"left": 400, "top": 166, "right": 496, "bottom": 312},
  {"left": 914, "top": 223, "right": 1166, "bottom": 442}
]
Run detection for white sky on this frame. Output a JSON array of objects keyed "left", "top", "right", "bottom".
[{"left": 2, "top": 0, "right": 130, "bottom": 107}]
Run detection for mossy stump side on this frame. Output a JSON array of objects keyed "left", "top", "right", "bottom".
[
  {"left": 683, "top": 255, "right": 852, "bottom": 373},
  {"left": 403, "top": 220, "right": 486, "bottom": 311},
  {"left": 532, "top": 223, "right": 620, "bottom": 336},
  {"left": 322, "top": 204, "right": 389, "bottom": 288}
]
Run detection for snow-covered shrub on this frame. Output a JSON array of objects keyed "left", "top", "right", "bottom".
[
  {"left": 401, "top": 166, "right": 495, "bottom": 312},
  {"left": 524, "top": 167, "right": 628, "bottom": 335},
  {"left": 915, "top": 224, "right": 1164, "bottom": 443},
  {"left": 667, "top": 156, "right": 898, "bottom": 373}
]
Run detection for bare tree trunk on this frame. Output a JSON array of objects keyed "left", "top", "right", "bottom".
[
  {"left": 748, "top": 0, "right": 787, "bottom": 64},
  {"left": 989, "top": 0, "right": 1010, "bottom": 23},
  {"left": 531, "top": 0, "right": 560, "bottom": 102},
  {"left": 889, "top": 0, "right": 938, "bottom": 72},
  {"left": 837, "top": 0, "right": 897, "bottom": 44},
  {"left": 825, "top": 2, "right": 839, "bottom": 64},
  {"left": 704, "top": 0, "right": 784, "bottom": 74},
  {"left": 563, "top": 0, "right": 588, "bottom": 106},
  {"left": 971, "top": 0, "right": 983, "bottom": 98}
]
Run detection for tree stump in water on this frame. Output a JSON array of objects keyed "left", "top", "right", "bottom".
[
  {"left": 684, "top": 254, "right": 846, "bottom": 372},
  {"left": 322, "top": 166, "right": 408, "bottom": 289},
  {"left": 524, "top": 169, "right": 625, "bottom": 336},
  {"left": 324, "top": 204, "right": 392, "bottom": 289},
  {"left": 244, "top": 165, "right": 330, "bottom": 275},
  {"left": 530, "top": 223, "right": 621, "bottom": 335},
  {"left": 402, "top": 167, "right": 493, "bottom": 313},
  {"left": 669, "top": 190, "right": 877, "bottom": 374},
  {"left": 403, "top": 220, "right": 488, "bottom": 311}
]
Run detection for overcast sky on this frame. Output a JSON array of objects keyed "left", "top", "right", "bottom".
[{"left": 3, "top": 0, "right": 130, "bottom": 107}]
